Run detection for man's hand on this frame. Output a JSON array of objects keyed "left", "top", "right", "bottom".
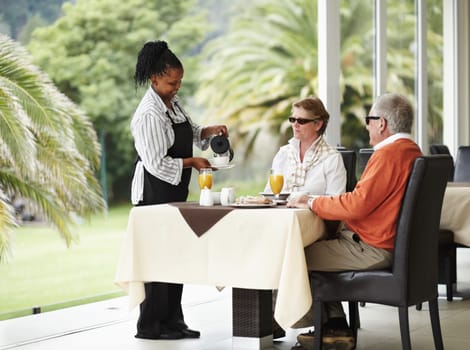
[{"left": 287, "top": 194, "right": 310, "bottom": 209}]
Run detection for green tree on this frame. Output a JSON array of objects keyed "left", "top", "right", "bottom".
[
  {"left": 197, "top": 0, "right": 320, "bottom": 156},
  {"left": 426, "top": 3, "right": 444, "bottom": 144},
  {"left": 28, "top": 0, "right": 210, "bottom": 202},
  {"left": 196, "top": 0, "right": 443, "bottom": 155},
  {"left": 0, "top": 0, "right": 30, "bottom": 39},
  {"left": 0, "top": 0, "right": 66, "bottom": 41},
  {"left": 17, "top": 14, "right": 47, "bottom": 44},
  {"left": 0, "top": 33, "right": 104, "bottom": 261},
  {"left": 338, "top": 0, "right": 376, "bottom": 148},
  {"left": 385, "top": 0, "right": 443, "bottom": 144},
  {"left": 196, "top": 0, "right": 376, "bottom": 156}
]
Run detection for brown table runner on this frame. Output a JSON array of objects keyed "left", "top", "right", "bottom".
[{"left": 169, "top": 202, "right": 234, "bottom": 237}]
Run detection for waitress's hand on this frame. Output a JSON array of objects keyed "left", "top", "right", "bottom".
[
  {"left": 201, "top": 125, "right": 228, "bottom": 139},
  {"left": 184, "top": 157, "right": 212, "bottom": 171}
]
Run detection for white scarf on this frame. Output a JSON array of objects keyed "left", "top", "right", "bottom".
[{"left": 285, "top": 136, "right": 336, "bottom": 192}]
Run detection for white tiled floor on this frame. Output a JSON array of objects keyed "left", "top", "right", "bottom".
[{"left": 2, "top": 248, "right": 470, "bottom": 350}]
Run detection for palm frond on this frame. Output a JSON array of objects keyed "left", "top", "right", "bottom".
[
  {"left": 0, "top": 33, "right": 105, "bottom": 259},
  {"left": 0, "top": 189, "right": 16, "bottom": 263}
]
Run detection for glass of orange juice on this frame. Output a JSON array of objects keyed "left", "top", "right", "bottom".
[
  {"left": 269, "top": 169, "right": 284, "bottom": 199},
  {"left": 198, "top": 168, "right": 213, "bottom": 190}
]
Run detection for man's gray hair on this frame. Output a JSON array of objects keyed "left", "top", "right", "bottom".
[{"left": 372, "top": 93, "right": 413, "bottom": 134}]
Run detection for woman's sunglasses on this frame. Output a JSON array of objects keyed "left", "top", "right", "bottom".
[{"left": 288, "top": 117, "right": 321, "bottom": 125}]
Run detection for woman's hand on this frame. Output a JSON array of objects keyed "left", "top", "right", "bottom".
[
  {"left": 183, "top": 157, "right": 212, "bottom": 171},
  {"left": 201, "top": 125, "right": 229, "bottom": 139}
]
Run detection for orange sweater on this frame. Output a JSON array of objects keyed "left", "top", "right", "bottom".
[{"left": 312, "top": 139, "right": 423, "bottom": 250}]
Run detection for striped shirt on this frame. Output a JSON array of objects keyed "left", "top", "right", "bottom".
[{"left": 130, "top": 87, "right": 208, "bottom": 204}]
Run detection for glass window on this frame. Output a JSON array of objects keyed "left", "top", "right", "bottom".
[
  {"left": 339, "top": 0, "right": 374, "bottom": 150},
  {"left": 339, "top": 0, "right": 444, "bottom": 148}
]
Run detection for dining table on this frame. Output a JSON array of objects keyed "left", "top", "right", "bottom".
[
  {"left": 439, "top": 182, "right": 470, "bottom": 299},
  {"left": 114, "top": 201, "right": 326, "bottom": 349},
  {"left": 441, "top": 182, "right": 470, "bottom": 247}
]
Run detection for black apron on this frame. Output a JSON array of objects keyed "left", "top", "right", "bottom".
[
  {"left": 138, "top": 107, "right": 193, "bottom": 205},
  {"left": 135, "top": 106, "right": 193, "bottom": 336}
]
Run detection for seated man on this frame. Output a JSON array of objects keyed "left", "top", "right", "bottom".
[{"left": 287, "top": 93, "right": 423, "bottom": 350}]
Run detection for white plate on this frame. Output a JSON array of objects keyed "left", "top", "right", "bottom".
[
  {"left": 259, "top": 192, "right": 290, "bottom": 200},
  {"left": 211, "top": 163, "right": 235, "bottom": 170},
  {"left": 231, "top": 203, "right": 277, "bottom": 208}
]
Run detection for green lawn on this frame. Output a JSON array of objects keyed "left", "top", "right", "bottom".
[
  {"left": 0, "top": 204, "right": 131, "bottom": 320},
  {"left": 0, "top": 178, "right": 265, "bottom": 320}
]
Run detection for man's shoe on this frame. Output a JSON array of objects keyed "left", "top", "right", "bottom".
[
  {"left": 297, "top": 328, "right": 354, "bottom": 350},
  {"left": 322, "top": 325, "right": 354, "bottom": 349},
  {"left": 322, "top": 336, "right": 354, "bottom": 350},
  {"left": 297, "top": 329, "right": 315, "bottom": 349},
  {"left": 181, "top": 328, "right": 201, "bottom": 338}
]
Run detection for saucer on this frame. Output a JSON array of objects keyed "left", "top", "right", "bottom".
[
  {"left": 259, "top": 192, "right": 290, "bottom": 200},
  {"left": 210, "top": 162, "right": 235, "bottom": 170}
]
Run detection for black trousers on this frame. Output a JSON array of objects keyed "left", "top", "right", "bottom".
[{"left": 136, "top": 282, "right": 185, "bottom": 335}]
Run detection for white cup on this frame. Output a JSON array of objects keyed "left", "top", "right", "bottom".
[
  {"left": 211, "top": 191, "right": 221, "bottom": 205},
  {"left": 220, "top": 187, "right": 236, "bottom": 205},
  {"left": 212, "top": 155, "right": 229, "bottom": 167},
  {"left": 199, "top": 188, "right": 214, "bottom": 206}
]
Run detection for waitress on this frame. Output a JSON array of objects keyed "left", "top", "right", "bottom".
[{"left": 130, "top": 40, "right": 228, "bottom": 340}]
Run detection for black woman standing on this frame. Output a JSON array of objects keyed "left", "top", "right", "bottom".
[{"left": 130, "top": 40, "right": 228, "bottom": 340}]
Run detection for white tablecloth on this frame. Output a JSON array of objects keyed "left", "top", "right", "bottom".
[
  {"left": 441, "top": 184, "right": 470, "bottom": 246},
  {"left": 115, "top": 204, "right": 326, "bottom": 329}
]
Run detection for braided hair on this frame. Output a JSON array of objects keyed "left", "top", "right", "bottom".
[{"left": 134, "top": 40, "right": 183, "bottom": 88}]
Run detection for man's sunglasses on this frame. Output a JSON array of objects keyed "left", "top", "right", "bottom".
[
  {"left": 365, "top": 116, "right": 381, "bottom": 125},
  {"left": 288, "top": 117, "right": 321, "bottom": 125}
]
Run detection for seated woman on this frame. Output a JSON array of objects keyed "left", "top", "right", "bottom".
[
  {"left": 265, "top": 96, "right": 346, "bottom": 196},
  {"left": 266, "top": 96, "right": 347, "bottom": 339}
]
